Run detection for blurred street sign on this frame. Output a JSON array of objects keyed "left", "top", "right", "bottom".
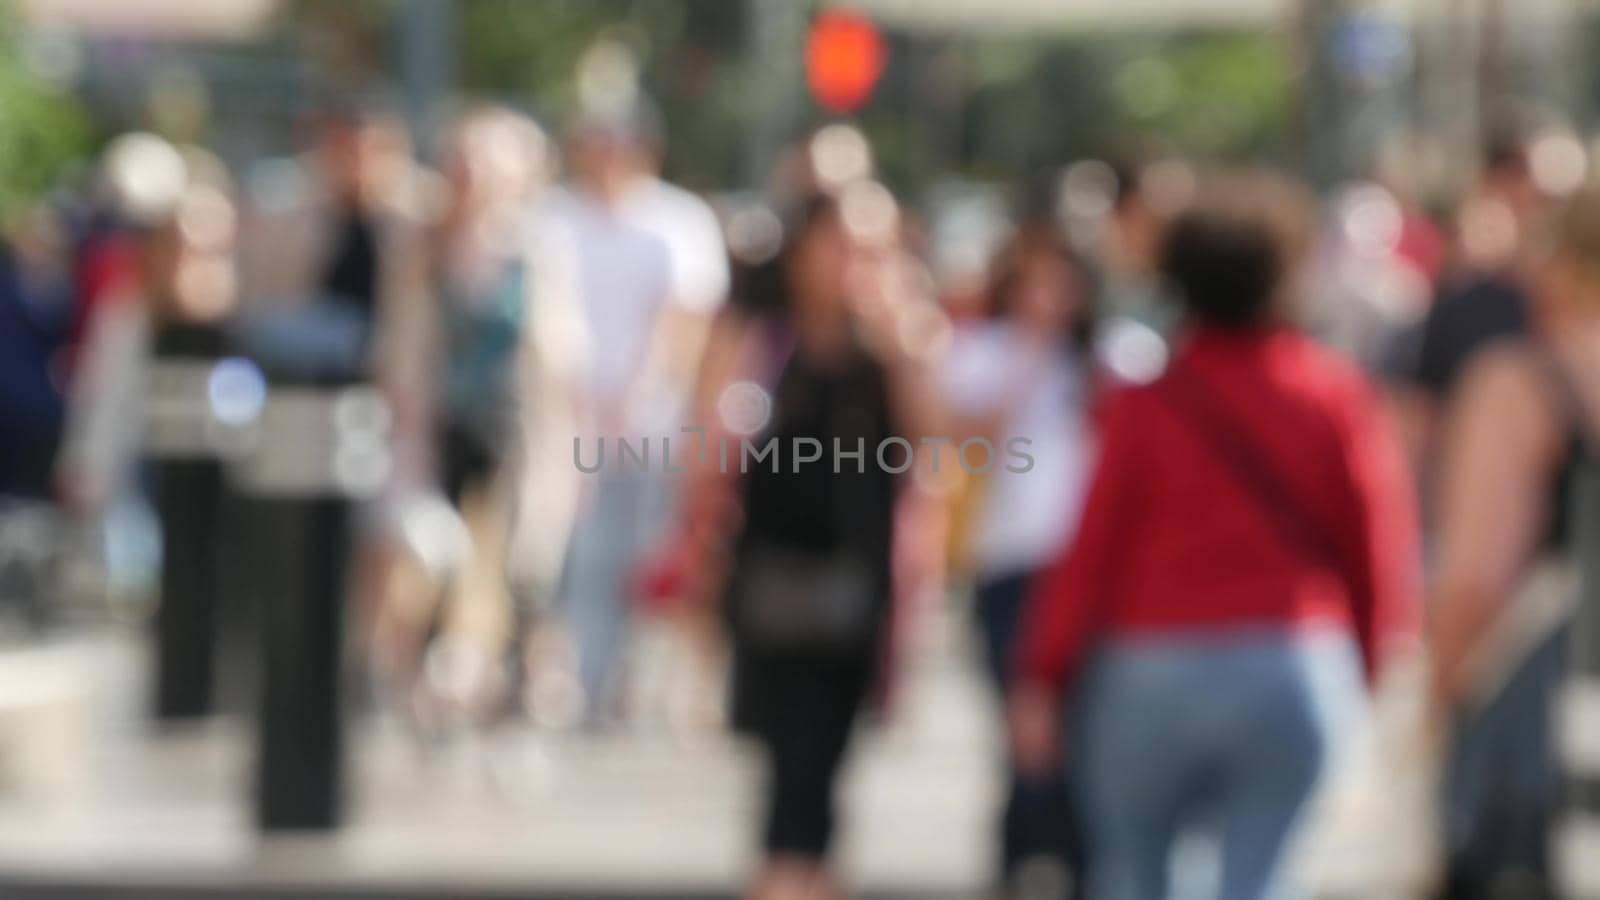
[
  {"left": 1331, "top": 13, "right": 1412, "bottom": 82},
  {"left": 18, "top": 0, "right": 279, "bottom": 39}
]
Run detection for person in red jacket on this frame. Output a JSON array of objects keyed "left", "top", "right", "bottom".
[{"left": 1009, "top": 171, "right": 1421, "bottom": 900}]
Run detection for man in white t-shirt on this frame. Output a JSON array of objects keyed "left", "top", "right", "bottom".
[{"left": 536, "top": 101, "right": 728, "bottom": 724}]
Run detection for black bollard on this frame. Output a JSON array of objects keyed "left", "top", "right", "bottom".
[
  {"left": 145, "top": 324, "right": 234, "bottom": 719},
  {"left": 252, "top": 491, "right": 352, "bottom": 830},
  {"left": 230, "top": 365, "right": 389, "bottom": 832}
]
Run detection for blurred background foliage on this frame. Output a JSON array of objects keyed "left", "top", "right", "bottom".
[
  {"left": 0, "top": 0, "right": 1301, "bottom": 210},
  {"left": 0, "top": 3, "right": 91, "bottom": 218},
  {"left": 285, "top": 0, "right": 1296, "bottom": 195}
]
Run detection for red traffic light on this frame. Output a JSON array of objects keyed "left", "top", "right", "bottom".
[{"left": 805, "top": 8, "right": 887, "bottom": 114}]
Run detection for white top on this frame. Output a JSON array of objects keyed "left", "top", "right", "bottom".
[
  {"left": 622, "top": 177, "right": 730, "bottom": 316},
  {"left": 534, "top": 178, "right": 728, "bottom": 414},
  {"left": 941, "top": 321, "right": 1094, "bottom": 576}
]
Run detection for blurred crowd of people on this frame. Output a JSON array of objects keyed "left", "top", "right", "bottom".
[{"left": 6, "top": 76, "right": 1600, "bottom": 900}]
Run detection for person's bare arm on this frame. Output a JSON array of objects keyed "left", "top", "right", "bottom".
[
  {"left": 851, "top": 253, "right": 948, "bottom": 442},
  {"left": 612, "top": 303, "right": 718, "bottom": 436},
  {"left": 511, "top": 221, "right": 591, "bottom": 595},
  {"left": 1428, "top": 345, "right": 1566, "bottom": 710},
  {"left": 882, "top": 328, "right": 946, "bottom": 444},
  {"left": 1383, "top": 380, "right": 1434, "bottom": 482},
  {"left": 660, "top": 304, "right": 720, "bottom": 395}
]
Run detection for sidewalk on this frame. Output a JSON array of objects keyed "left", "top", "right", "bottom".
[
  {"left": 0, "top": 619, "right": 997, "bottom": 899},
  {"left": 0, "top": 612, "right": 1436, "bottom": 899}
]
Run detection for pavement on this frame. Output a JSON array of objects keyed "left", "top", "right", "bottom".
[
  {"left": 0, "top": 605, "right": 1439, "bottom": 899},
  {"left": 0, "top": 612, "right": 997, "bottom": 899}
]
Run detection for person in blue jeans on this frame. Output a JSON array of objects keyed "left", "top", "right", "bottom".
[
  {"left": 1010, "top": 172, "right": 1420, "bottom": 900},
  {"left": 1074, "top": 630, "right": 1363, "bottom": 899}
]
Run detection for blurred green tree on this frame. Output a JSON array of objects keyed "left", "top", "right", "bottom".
[
  {"left": 0, "top": 4, "right": 92, "bottom": 218},
  {"left": 456, "top": 0, "right": 749, "bottom": 192},
  {"left": 294, "top": 2, "right": 1295, "bottom": 195},
  {"left": 1113, "top": 33, "right": 1293, "bottom": 160}
]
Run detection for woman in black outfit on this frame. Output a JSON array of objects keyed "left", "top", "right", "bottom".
[{"left": 707, "top": 189, "right": 941, "bottom": 900}]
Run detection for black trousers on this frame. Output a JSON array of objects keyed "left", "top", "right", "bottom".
[
  {"left": 976, "top": 569, "right": 1086, "bottom": 891},
  {"left": 738, "top": 648, "right": 873, "bottom": 858},
  {"left": 440, "top": 420, "right": 500, "bottom": 505}
]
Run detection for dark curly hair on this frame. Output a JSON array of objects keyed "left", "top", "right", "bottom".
[{"left": 1158, "top": 171, "right": 1311, "bottom": 327}]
